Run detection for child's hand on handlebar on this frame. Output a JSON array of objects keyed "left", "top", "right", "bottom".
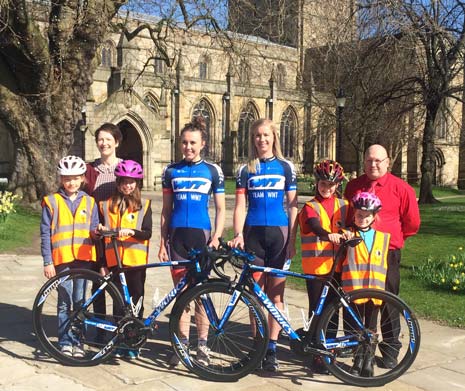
[
  {"left": 328, "top": 233, "right": 344, "bottom": 244},
  {"left": 341, "top": 230, "right": 355, "bottom": 240},
  {"left": 119, "top": 228, "right": 135, "bottom": 237}
]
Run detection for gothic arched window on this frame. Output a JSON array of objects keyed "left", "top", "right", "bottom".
[
  {"left": 199, "top": 55, "right": 211, "bottom": 80},
  {"left": 239, "top": 60, "right": 251, "bottom": 84},
  {"left": 144, "top": 93, "right": 159, "bottom": 113},
  {"left": 316, "top": 113, "right": 332, "bottom": 160},
  {"left": 238, "top": 102, "right": 258, "bottom": 159},
  {"left": 154, "top": 58, "right": 165, "bottom": 74},
  {"left": 193, "top": 99, "right": 215, "bottom": 159},
  {"left": 100, "top": 40, "right": 115, "bottom": 67},
  {"left": 276, "top": 64, "right": 286, "bottom": 89},
  {"left": 280, "top": 106, "right": 297, "bottom": 158}
]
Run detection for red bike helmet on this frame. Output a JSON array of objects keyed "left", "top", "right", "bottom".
[
  {"left": 115, "top": 160, "right": 144, "bottom": 179},
  {"left": 313, "top": 160, "right": 345, "bottom": 183},
  {"left": 352, "top": 192, "right": 382, "bottom": 212}
]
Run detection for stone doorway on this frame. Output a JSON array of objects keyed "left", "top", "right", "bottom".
[{"left": 118, "top": 120, "right": 143, "bottom": 164}]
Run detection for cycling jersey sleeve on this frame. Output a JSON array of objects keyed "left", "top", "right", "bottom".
[
  {"left": 162, "top": 164, "right": 173, "bottom": 193},
  {"left": 283, "top": 159, "right": 297, "bottom": 191},
  {"left": 236, "top": 164, "right": 248, "bottom": 195},
  {"left": 208, "top": 162, "right": 225, "bottom": 194}
]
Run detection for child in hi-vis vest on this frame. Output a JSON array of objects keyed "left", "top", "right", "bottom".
[
  {"left": 342, "top": 192, "right": 390, "bottom": 377},
  {"left": 99, "top": 160, "right": 152, "bottom": 360},
  {"left": 298, "top": 159, "right": 348, "bottom": 374},
  {"left": 40, "top": 155, "right": 99, "bottom": 358}
]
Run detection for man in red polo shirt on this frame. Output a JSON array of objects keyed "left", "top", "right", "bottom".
[{"left": 344, "top": 144, "right": 420, "bottom": 368}]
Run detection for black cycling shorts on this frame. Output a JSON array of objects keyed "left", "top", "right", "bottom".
[
  {"left": 168, "top": 227, "right": 210, "bottom": 267},
  {"left": 244, "top": 225, "right": 289, "bottom": 269}
]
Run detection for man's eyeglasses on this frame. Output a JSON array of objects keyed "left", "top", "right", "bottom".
[{"left": 365, "top": 157, "right": 389, "bottom": 165}]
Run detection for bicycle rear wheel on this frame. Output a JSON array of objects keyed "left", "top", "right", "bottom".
[
  {"left": 32, "top": 269, "right": 125, "bottom": 366},
  {"left": 316, "top": 288, "right": 420, "bottom": 387},
  {"left": 169, "top": 281, "right": 269, "bottom": 382}
]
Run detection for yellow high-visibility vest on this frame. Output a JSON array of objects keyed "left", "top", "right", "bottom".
[
  {"left": 341, "top": 230, "right": 390, "bottom": 305},
  {"left": 42, "top": 194, "right": 96, "bottom": 265},
  {"left": 100, "top": 199, "right": 150, "bottom": 267},
  {"left": 299, "top": 197, "right": 348, "bottom": 275}
]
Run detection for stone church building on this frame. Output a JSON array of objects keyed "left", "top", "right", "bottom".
[{"left": 0, "top": 1, "right": 463, "bottom": 189}]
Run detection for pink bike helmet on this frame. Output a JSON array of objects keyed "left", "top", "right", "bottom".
[
  {"left": 115, "top": 160, "right": 144, "bottom": 179},
  {"left": 314, "top": 160, "right": 345, "bottom": 183},
  {"left": 352, "top": 192, "right": 382, "bottom": 212}
]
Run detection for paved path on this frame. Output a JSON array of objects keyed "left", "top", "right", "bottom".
[{"left": 1, "top": 191, "right": 465, "bottom": 390}]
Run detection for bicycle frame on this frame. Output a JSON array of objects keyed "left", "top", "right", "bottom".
[
  {"left": 207, "top": 252, "right": 369, "bottom": 358},
  {"left": 80, "top": 259, "right": 194, "bottom": 330},
  {"left": 75, "top": 232, "right": 213, "bottom": 357}
]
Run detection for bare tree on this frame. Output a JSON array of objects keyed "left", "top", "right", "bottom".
[
  {"left": 0, "top": 1, "right": 125, "bottom": 202},
  {"left": 307, "top": 9, "right": 418, "bottom": 174},
  {"left": 386, "top": 0, "right": 465, "bottom": 204},
  {"left": 308, "top": 0, "right": 465, "bottom": 204},
  {"left": 0, "top": 0, "right": 236, "bottom": 202}
]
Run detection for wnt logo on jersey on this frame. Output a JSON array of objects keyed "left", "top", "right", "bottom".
[
  {"left": 248, "top": 175, "right": 285, "bottom": 190},
  {"left": 172, "top": 177, "right": 212, "bottom": 194}
]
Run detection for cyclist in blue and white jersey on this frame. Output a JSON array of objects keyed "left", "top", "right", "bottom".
[
  {"left": 231, "top": 118, "right": 298, "bottom": 372},
  {"left": 159, "top": 116, "right": 225, "bottom": 367}
]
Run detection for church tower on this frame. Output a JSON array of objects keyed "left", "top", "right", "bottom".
[{"left": 228, "top": 0, "right": 354, "bottom": 84}]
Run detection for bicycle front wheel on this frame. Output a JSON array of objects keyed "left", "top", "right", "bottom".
[
  {"left": 316, "top": 288, "right": 420, "bottom": 387},
  {"left": 32, "top": 268, "right": 125, "bottom": 366},
  {"left": 169, "top": 281, "right": 269, "bottom": 382}
]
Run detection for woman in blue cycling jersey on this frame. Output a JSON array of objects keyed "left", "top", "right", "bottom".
[
  {"left": 231, "top": 118, "right": 298, "bottom": 372},
  {"left": 159, "top": 116, "right": 225, "bottom": 366}
]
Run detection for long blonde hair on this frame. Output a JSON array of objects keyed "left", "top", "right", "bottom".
[{"left": 247, "top": 118, "right": 284, "bottom": 173}]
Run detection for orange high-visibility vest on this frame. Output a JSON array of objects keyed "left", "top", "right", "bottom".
[
  {"left": 341, "top": 230, "right": 390, "bottom": 305},
  {"left": 299, "top": 197, "right": 348, "bottom": 275},
  {"left": 42, "top": 194, "right": 96, "bottom": 265},
  {"left": 100, "top": 199, "right": 150, "bottom": 268}
]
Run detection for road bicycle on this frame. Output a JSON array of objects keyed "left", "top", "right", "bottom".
[
  {"left": 169, "top": 238, "right": 420, "bottom": 386},
  {"left": 32, "top": 230, "right": 269, "bottom": 369}
]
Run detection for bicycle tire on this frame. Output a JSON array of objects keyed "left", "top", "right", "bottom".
[
  {"left": 169, "top": 281, "right": 269, "bottom": 381},
  {"left": 316, "top": 288, "right": 420, "bottom": 387},
  {"left": 32, "top": 268, "right": 126, "bottom": 366}
]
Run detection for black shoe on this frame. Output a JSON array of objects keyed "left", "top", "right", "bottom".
[
  {"left": 379, "top": 356, "right": 398, "bottom": 369},
  {"left": 360, "top": 356, "right": 374, "bottom": 377},
  {"left": 350, "top": 353, "right": 363, "bottom": 375},
  {"left": 378, "top": 341, "right": 399, "bottom": 369},
  {"left": 262, "top": 349, "right": 279, "bottom": 372},
  {"left": 312, "top": 356, "right": 329, "bottom": 375}
]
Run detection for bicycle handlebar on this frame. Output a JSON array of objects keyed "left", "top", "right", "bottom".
[
  {"left": 97, "top": 229, "right": 120, "bottom": 238},
  {"left": 213, "top": 236, "right": 364, "bottom": 277}
]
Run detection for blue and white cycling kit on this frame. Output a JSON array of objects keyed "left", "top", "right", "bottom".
[
  {"left": 236, "top": 156, "right": 297, "bottom": 227},
  {"left": 236, "top": 156, "right": 297, "bottom": 268},
  {"left": 162, "top": 159, "right": 224, "bottom": 230}
]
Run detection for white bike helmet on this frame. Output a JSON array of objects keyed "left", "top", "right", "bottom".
[{"left": 57, "top": 155, "right": 87, "bottom": 175}]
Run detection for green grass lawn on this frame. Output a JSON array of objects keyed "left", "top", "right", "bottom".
[
  {"left": 0, "top": 205, "right": 41, "bottom": 252},
  {"left": 401, "top": 200, "right": 465, "bottom": 328}
]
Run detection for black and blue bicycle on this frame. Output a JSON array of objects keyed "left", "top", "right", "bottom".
[
  {"left": 169, "top": 238, "right": 420, "bottom": 386},
  {"left": 32, "top": 230, "right": 269, "bottom": 374}
]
